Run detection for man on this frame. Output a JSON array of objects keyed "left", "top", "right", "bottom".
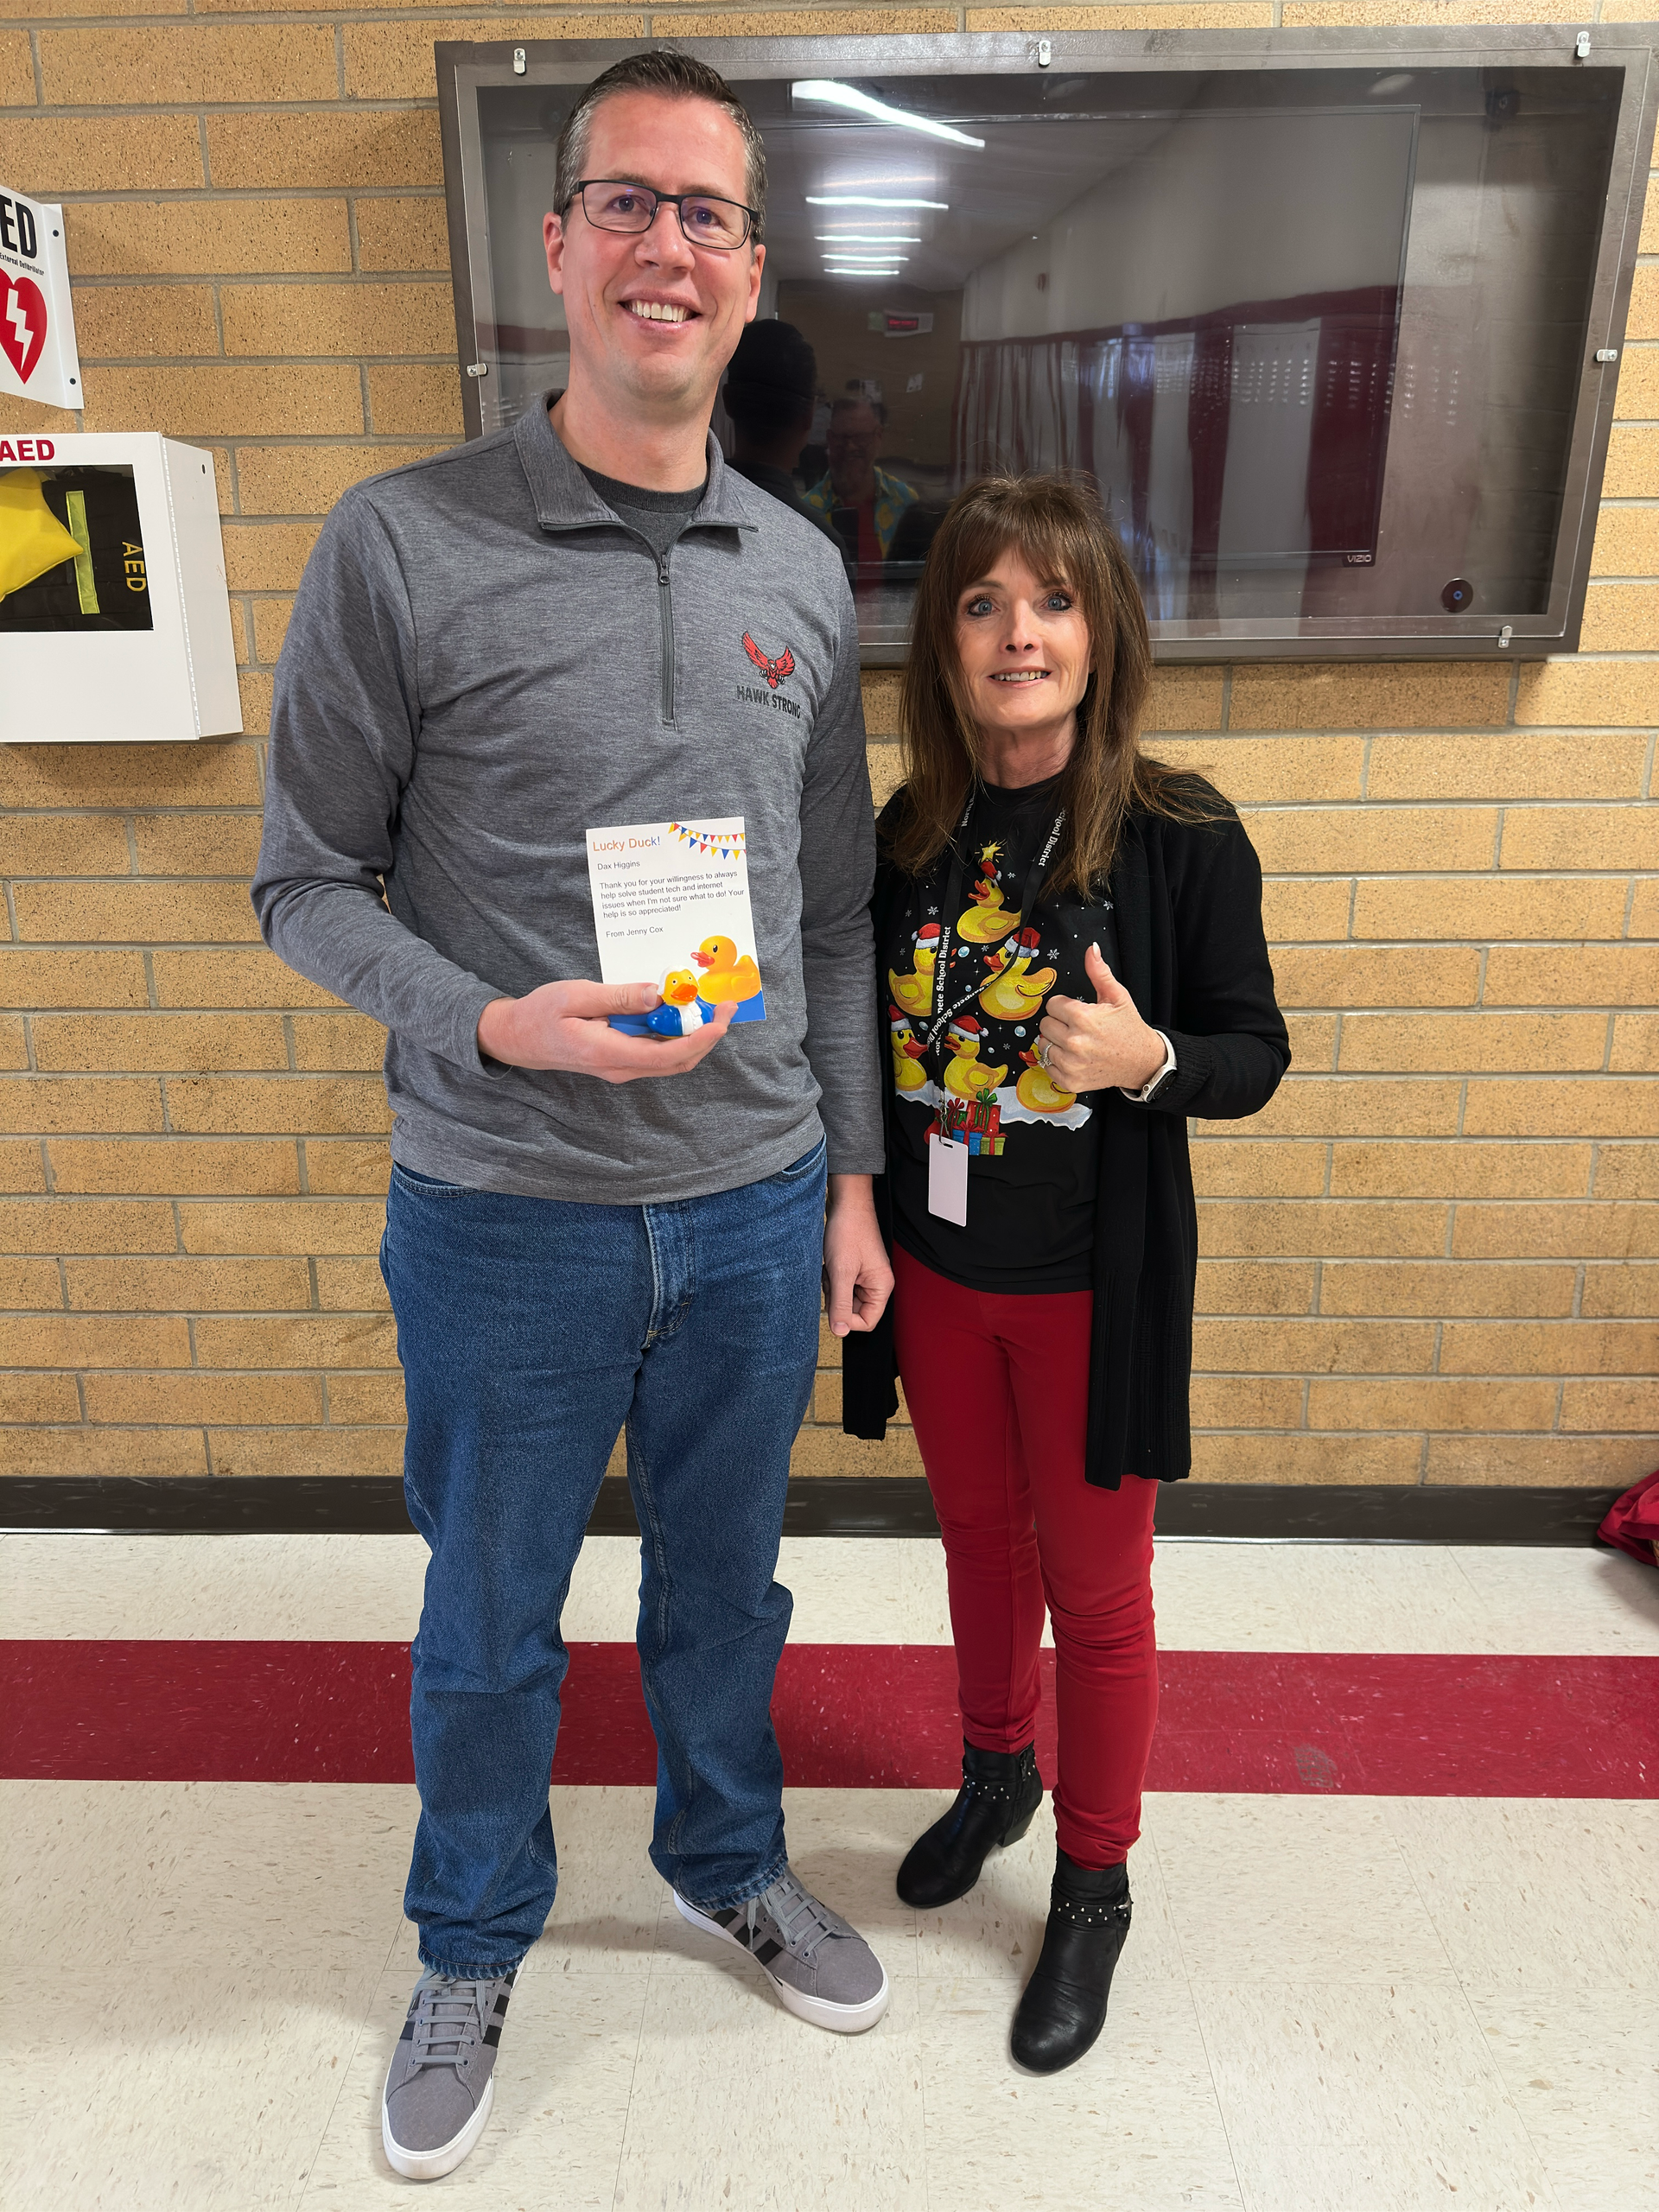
[
  {"left": 722, "top": 315, "right": 839, "bottom": 545},
  {"left": 804, "top": 392, "right": 918, "bottom": 564},
  {"left": 253, "top": 50, "right": 893, "bottom": 2185}
]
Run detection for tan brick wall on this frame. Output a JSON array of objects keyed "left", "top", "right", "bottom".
[{"left": 2, "top": 5, "right": 1655, "bottom": 1489}]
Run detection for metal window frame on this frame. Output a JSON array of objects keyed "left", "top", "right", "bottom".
[{"left": 435, "top": 26, "right": 1658, "bottom": 664}]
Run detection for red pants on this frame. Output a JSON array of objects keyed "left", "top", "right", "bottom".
[{"left": 893, "top": 1244, "right": 1159, "bottom": 1869}]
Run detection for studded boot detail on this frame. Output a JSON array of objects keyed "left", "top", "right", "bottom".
[
  {"left": 1009, "top": 1851, "right": 1132, "bottom": 2075},
  {"left": 896, "top": 1740, "right": 1045, "bottom": 1910}
]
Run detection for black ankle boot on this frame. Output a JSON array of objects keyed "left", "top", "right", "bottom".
[
  {"left": 896, "top": 1741, "right": 1044, "bottom": 1909},
  {"left": 1009, "top": 1852, "right": 1132, "bottom": 2074}
]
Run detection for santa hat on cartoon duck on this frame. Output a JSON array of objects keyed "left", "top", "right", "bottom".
[
  {"left": 945, "top": 1012, "right": 987, "bottom": 1053},
  {"left": 987, "top": 925, "right": 1042, "bottom": 972}
]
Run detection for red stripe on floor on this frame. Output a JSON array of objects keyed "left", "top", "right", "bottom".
[{"left": 3, "top": 1642, "right": 1654, "bottom": 1796}]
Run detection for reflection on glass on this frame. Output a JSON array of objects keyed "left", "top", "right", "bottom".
[
  {"left": 0, "top": 465, "right": 154, "bottom": 633},
  {"left": 468, "top": 64, "right": 1622, "bottom": 645},
  {"left": 803, "top": 394, "right": 919, "bottom": 567},
  {"left": 791, "top": 79, "right": 987, "bottom": 149},
  {"left": 950, "top": 107, "right": 1414, "bottom": 622}
]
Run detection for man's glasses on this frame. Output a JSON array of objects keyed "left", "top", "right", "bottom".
[{"left": 569, "top": 180, "right": 757, "bottom": 252}]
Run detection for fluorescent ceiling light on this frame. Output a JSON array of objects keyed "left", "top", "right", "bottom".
[
  {"left": 792, "top": 81, "right": 986, "bottom": 149},
  {"left": 816, "top": 234, "right": 922, "bottom": 245},
  {"left": 805, "top": 196, "right": 950, "bottom": 209}
]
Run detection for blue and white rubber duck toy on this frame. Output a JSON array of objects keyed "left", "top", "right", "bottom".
[{"left": 608, "top": 969, "right": 709, "bottom": 1040}]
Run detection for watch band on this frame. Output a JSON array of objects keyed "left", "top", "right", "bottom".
[{"left": 1123, "top": 1030, "right": 1176, "bottom": 1105}]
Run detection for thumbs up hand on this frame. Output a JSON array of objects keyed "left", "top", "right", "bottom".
[{"left": 1037, "top": 944, "right": 1168, "bottom": 1095}]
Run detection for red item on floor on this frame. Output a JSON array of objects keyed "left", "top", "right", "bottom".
[{"left": 1598, "top": 1469, "right": 1659, "bottom": 1567}]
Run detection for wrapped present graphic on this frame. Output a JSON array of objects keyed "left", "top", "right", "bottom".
[{"left": 937, "top": 1096, "right": 1006, "bottom": 1157}]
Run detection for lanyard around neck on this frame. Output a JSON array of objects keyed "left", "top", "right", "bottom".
[{"left": 925, "top": 795, "right": 1066, "bottom": 1054}]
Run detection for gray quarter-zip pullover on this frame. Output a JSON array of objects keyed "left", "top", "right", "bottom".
[{"left": 253, "top": 402, "right": 882, "bottom": 1204}]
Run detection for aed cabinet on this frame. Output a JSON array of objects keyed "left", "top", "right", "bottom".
[{"left": 0, "top": 431, "right": 241, "bottom": 744}]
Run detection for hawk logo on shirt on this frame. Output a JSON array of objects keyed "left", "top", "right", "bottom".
[{"left": 742, "top": 632, "right": 795, "bottom": 690}]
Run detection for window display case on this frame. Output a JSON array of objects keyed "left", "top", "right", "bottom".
[{"left": 435, "top": 29, "right": 1657, "bottom": 661}]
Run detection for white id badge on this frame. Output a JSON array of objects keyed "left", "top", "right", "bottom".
[{"left": 927, "top": 1133, "right": 969, "bottom": 1226}]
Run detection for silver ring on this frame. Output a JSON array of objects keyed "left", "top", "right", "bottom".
[{"left": 1035, "top": 1038, "right": 1051, "bottom": 1073}]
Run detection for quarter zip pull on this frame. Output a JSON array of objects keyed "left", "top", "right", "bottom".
[
  {"left": 558, "top": 512, "right": 681, "bottom": 727},
  {"left": 656, "top": 556, "right": 676, "bottom": 728}
]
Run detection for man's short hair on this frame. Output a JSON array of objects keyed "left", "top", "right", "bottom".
[
  {"left": 555, "top": 50, "right": 768, "bottom": 243},
  {"left": 724, "top": 320, "right": 817, "bottom": 431},
  {"left": 831, "top": 393, "right": 887, "bottom": 429}
]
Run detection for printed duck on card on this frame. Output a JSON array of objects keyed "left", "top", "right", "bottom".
[{"left": 586, "top": 817, "right": 766, "bottom": 1038}]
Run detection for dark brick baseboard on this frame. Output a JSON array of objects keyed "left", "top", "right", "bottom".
[{"left": 0, "top": 1475, "right": 1626, "bottom": 1545}]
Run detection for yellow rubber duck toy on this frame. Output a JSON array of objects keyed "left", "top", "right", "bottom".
[
  {"left": 942, "top": 1014, "right": 1007, "bottom": 1103},
  {"left": 1016, "top": 1046, "right": 1078, "bottom": 1116},
  {"left": 979, "top": 928, "right": 1057, "bottom": 1022},
  {"left": 957, "top": 878, "right": 1022, "bottom": 945},
  {"left": 661, "top": 969, "right": 701, "bottom": 1007},
  {"left": 889, "top": 1005, "right": 930, "bottom": 1092},
  {"left": 693, "top": 936, "right": 762, "bottom": 1004},
  {"left": 887, "top": 924, "right": 941, "bottom": 1020}
]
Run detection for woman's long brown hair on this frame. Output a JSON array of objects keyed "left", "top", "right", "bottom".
[{"left": 891, "top": 474, "right": 1215, "bottom": 898}]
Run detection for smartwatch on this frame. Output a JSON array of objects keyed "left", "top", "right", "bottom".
[{"left": 1123, "top": 1030, "right": 1177, "bottom": 1106}]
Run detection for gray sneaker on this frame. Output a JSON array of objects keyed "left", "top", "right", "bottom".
[
  {"left": 674, "top": 1866, "right": 890, "bottom": 2033},
  {"left": 381, "top": 1964, "right": 517, "bottom": 2181}
]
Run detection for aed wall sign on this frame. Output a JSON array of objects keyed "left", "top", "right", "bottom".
[{"left": 0, "top": 183, "right": 81, "bottom": 411}]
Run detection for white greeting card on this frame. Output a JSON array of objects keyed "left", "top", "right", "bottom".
[{"left": 586, "top": 817, "right": 765, "bottom": 1038}]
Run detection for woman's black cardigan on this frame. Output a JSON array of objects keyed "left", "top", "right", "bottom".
[{"left": 842, "top": 786, "right": 1291, "bottom": 1488}]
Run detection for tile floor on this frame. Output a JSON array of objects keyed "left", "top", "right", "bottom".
[{"left": 3, "top": 1532, "right": 1656, "bottom": 2212}]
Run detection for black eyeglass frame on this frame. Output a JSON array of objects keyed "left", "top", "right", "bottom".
[{"left": 563, "top": 178, "right": 761, "bottom": 251}]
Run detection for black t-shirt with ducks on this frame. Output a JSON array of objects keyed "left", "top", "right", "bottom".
[{"left": 883, "top": 774, "right": 1118, "bottom": 1294}]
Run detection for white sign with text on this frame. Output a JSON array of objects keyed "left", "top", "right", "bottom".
[{"left": 0, "top": 185, "right": 80, "bottom": 411}]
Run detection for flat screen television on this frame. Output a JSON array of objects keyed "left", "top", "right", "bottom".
[{"left": 435, "top": 29, "right": 1656, "bottom": 660}]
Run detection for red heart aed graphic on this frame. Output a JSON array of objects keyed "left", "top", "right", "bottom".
[{"left": 0, "top": 274, "right": 48, "bottom": 385}]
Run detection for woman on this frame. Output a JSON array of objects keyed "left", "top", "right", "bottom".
[{"left": 843, "top": 476, "right": 1288, "bottom": 2074}]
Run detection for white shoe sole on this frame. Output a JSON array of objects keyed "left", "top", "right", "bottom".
[{"left": 673, "top": 1891, "right": 891, "bottom": 2034}]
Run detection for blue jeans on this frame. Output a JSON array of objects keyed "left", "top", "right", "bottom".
[{"left": 380, "top": 1140, "right": 826, "bottom": 1977}]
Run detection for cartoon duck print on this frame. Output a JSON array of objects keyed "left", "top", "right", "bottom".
[
  {"left": 888, "top": 923, "right": 941, "bottom": 1019},
  {"left": 942, "top": 1014, "right": 1007, "bottom": 1102},
  {"left": 694, "top": 935, "right": 762, "bottom": 1005},
  {"left": 889, "top": 1005, "right": 930, "bottom": 1092},
  {"left": 979, "top": 928, "right": 1058, "bottom": 1022},
  {"left": 1016, "top": 1047, "right": 1078, "bottom": 1116},
  {"left": 957, "top": 842, "right": 1022, "bottom": 945},
  {"left": 957, "top": 876, "right": 1022, "bottom": 945}
]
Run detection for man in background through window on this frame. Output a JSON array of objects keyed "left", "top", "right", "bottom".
[
  {"left": 723, "top": 317, "right": 840, "bottom": 547},
  {"left": 804, "top": 392, "right": 918, "bottom": 564}
]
